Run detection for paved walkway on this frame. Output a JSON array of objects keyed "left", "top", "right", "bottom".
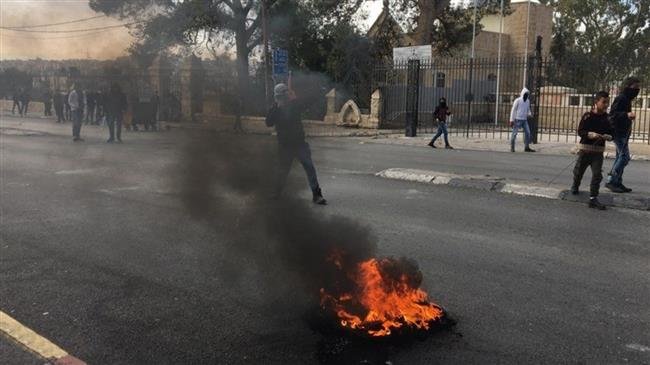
[{"left": 359, "top": 133, "right": 650, "bottom": 161}]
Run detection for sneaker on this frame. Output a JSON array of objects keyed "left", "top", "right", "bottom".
[
  {"left": 510, "top": 146, "right": 515, "bottom": 153},
  {"left": 588, "top": 198, "right": 606, "bottom": 210},
  {"left": 525, "top": 147, "right": 536, "bottom": 152},
  {"left": 570, "top": 185, "right": 579, "bottom": 195},
  {"left": 445, "top": 145, "right": 454, "bottom": 149},
  {"left": 620, "top": 184, "right": 632, "bottom": 193},
  {"left": 428, "top": 142, "right": 437, "bottom": 149},
  {"left": 605, "top": 183, "right": 625, "bottom": 193},
  {"left": 107, "top": 138, "right": 114, "bottom": 143}
]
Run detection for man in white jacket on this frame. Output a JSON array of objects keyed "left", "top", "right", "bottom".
[
  {"left": 68, "top": 84, "right": 85, "bottom": 142},
  {"left": 509, "top": 87, "right": 535, "bottom": 152}
]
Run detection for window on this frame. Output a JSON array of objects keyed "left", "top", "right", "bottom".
[
  {"left": 583, "top": 96, "right": 594, "bottom": 107},
  {"left": 487, "top": 73, "right": 497, "bottom": 81},
  {"left": 435, "top": 72, "right": 446, "bottom": 88},
  {"left": 569, "top": 96, "right": 580, "bottom": 106}
]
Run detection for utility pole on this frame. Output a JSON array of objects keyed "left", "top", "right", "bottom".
[
  {"left": 522, "top": 0, "right": 532, "bottom": 88},
  {"left": 466, "top": 0, "right": 478, "bottom": 137},
  {"left": 494, "top": 0, "right": 504, "bottom": 126}
]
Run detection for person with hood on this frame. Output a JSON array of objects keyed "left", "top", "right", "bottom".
[
  {"left": 427, "top": 97, "right": 453, "bottom": 149},
  {"left": 570, "top": 91, "right": 613, "bottom": 210},
  {"left": 68, "top": 84, "right": 85, "bottom": 142},
  {"left": 606, "top": 76, "right": 641, "bottom": 193},
  {"left": 105, "top": 83, "right": 128, "bottom": 143},
  {"left": 509, "top": 88, "right": 535, "bottom": 153},
  {"left": 265, "top": 82, "right": 327, "bottom": 205}
]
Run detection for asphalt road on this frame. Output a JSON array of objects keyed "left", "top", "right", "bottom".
[{"left": 1, "top": 122, "right": 649, "bottom": 364}]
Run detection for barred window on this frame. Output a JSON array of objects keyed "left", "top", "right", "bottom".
[
  {"left": 435, "top": 72, "right": 446, "bottom": 88},
  {"left": 569, "top": 96, "right": 580, "bottom": 106}
]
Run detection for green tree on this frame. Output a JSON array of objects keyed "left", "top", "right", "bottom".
[{"left": 541, "top": 0, "right": 649, "bottom": 89}]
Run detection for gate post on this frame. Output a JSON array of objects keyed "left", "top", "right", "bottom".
[{"left": 405, "top": 60, "right": 420, "bottom": 137}]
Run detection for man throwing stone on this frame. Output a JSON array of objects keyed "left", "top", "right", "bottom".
[{"left": 265, "top": 83, "right": 326, "bottom": 205}]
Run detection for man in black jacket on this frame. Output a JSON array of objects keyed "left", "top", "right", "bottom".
[
  {"left": 105, "top": 84, "right": 128, "bottom": 143},
  {"left": 606, "top": 76, "right": 641, "bottom": 193},
  {"left": 265, "top": 83, "right": 326, "bottom": 205},
  {"left": 571, "top": 91, "right": 613, "bottom": 210}
]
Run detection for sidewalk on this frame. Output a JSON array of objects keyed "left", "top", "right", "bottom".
[
  {"left": 162, "top": 115, "right": 650, "bottom": 161},
  {"left": 5, "top": 112, "right": 650, "bottom": 162},
  {"left": 377, "top": 168, "right": 650, "bottom": 211},
  {"left": 362, "top": 134, "right": 650, "bottom": 161}
]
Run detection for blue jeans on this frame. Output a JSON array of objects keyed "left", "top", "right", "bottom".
[
  {"left": 511, "top": 119, "right": 531, "bottom": 149},
  {"left": 608, "top": 136, "right": 630, "bottom": 186},
  {"left": 430, "top": 122, "right": 449, "bottom": 145},
  {"left": 276, "top": 142, "right": 320, "bottom": 194}
]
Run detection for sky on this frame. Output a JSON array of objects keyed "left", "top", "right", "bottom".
[
  {"left": 0, "top": 0, "right": 134, "bottom": 60},
  {"left": 0, "top": 0, "right": 540, "bottom": 61}
]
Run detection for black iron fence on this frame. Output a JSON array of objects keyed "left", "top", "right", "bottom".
[{"left": 372, "top": 55, "right": 650, "bottom": 144}]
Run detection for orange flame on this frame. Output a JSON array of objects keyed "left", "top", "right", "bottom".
[{"left": 321, "top": 258, "right": 444, "bottom": 337}]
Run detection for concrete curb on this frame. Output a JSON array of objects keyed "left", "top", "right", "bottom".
[{"left": 376, "top": 168, "right": 650, "bottom": 211}]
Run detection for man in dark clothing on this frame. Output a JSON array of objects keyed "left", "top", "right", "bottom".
[
  {"left": 64, "top": 91, "right": 71, "bottom": 121},
  {"left": 53, "top": 90, "right": 64, "bottom": 123},
  {"left": 571, "top": 91, "right": 613, "bottom": 210},
  {"left": 105, "top": 84, "right": 128, "bottom": 143},
  {"left": 20, "top": 90, "right": 30, "bottom": 116},
  {"left": 43, "top": 89, "right": 53, "bottom": 117},
  {"left": 12, "top": 88, "right": 21, "bottom": 115},
  {"left": 265, "top": 83, "right": 326, "bottom": 205},
  {"left": 85, "top": 91, "right": 96, "bottom": 125},
  {"left": 428, "top": 97, "right": 453, "bottom": 149},
  {"left": 95, "top": 90, "right": 104, "bottom": 124},
  {"left": 606, "top": 76, "right": 641, "bottom": 193}
]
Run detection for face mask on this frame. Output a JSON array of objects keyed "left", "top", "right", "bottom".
[
  {"left": 523, "top": 93, "right": 529, "bottom": 102},
  {"left": 440, "top": 100, "right": 447, "bottom": 107},
  {"left": 624, "top": 87, "right": 640, "bottom": 100}
]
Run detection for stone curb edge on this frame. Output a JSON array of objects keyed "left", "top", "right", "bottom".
[{"left": 376, "top": 168, "right": 650, "bottom": 211}]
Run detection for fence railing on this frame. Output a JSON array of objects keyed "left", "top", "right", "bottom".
[{"left": 372, "top": 57, "right": 649, "bottom": 144}]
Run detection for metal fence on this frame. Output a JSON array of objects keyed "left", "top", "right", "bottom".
[{"left": 372, "top": 55, "right": 650, "bottom": 144}]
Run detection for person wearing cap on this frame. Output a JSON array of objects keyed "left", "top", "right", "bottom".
[{"left": 265, "top": 82, "right": 327, "bottom": 205}]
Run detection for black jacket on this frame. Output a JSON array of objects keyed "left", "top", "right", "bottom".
[
  {"left": 609, "top": 94, "right": 633, "bottom": 137},
  {"left": 265, "top": 100, "right": 306, "bottom": 147},
  {"left": 433, "top": 106, "right": 450, "bottom": 122},
  {"left": 105, "top": 90, "right": 127, "bottom": 117},
  {"left": 578, "top": 111, "right": 613, "bottom": 147}
]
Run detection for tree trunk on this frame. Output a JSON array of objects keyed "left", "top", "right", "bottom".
[
  {"left": 412, "top": 0, "right": 450, "bottom": 45},
  {"left": 234, "top": 24, "right": 251, "bottom": 132}
]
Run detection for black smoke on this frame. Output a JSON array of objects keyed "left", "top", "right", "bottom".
[{"left": 175, "top": 129, "right": 377, "bottom": 302}]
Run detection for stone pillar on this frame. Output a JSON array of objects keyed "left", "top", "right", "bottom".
[
  {"left": 323, "top": 88, "right": 338, "bottom": 124},
  {"left": 180, "top": 55, "right": 205, "bottom": 122},
  {"left": 368, "top": 88, "right": 382, "bottom": 129}
]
